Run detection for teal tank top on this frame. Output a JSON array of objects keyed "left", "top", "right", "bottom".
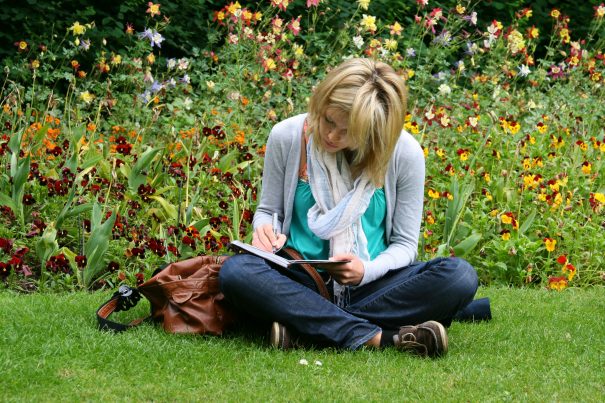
[{"left": 285, "top": 180, "right": 388, "bottom": 260}]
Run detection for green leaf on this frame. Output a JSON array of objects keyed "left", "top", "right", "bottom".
[
  {"left": 8, "top": 129, "right": 24, "bottom": 155},
  {"left": 36, "top": 224, "right": 58, "bottom": 266},
  {"left": 519, "top": 209, "right": 536, "bottom": 235},
  {"left": 453, "top": 233, "right": 482, "bottom": 257},
  {"left": 128, "top": 147, "right": 161, "bottom": 192},
  {"left": 149, "top": 195, "right": 178, "bottom": 219},
  {"left": 83, "top": 209, "right": 117, "bottom": 287},
  {"left": 0, "top": 192, "right": 16, "bottom": 212}
]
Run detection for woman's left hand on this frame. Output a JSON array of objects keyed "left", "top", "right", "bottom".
[{"left": 323, "top": 253, "right": 365, "bottom": 286}]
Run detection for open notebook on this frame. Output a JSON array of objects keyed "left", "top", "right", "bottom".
[{"left": 229, "top": 240, "right": 350, "bottom": 268}]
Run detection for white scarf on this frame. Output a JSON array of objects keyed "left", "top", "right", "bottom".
[{"left": 306, "top": 135, "right": 375, "bottom": 305}]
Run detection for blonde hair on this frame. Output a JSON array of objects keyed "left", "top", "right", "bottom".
[{"left": 307, "top": 58, "right": 407, "bottom": 186}]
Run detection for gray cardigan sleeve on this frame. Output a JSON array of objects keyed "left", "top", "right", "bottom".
[
  {"left": 359, "top": 131, "right": 425, "bottom": 285},
  {"left": 252, "top": 114, "right": 306, "bottom": 234}
]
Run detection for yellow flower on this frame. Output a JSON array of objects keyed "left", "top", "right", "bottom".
[
  {"left": 110, "top": 54, "right": 122, "bottom": 65},
  {"left": 455, "top": 4, "right": 466, "bottom": 14},
  {"left": 358, "top": 0, "right": 370, "bottom": 10},
  {"left": 264, "top": 58, "right": 277, "bottom": 71},
  {"left": 508, "top": 121, "right": 521, "bottom": 134},
  {"left": 390, "top": 21, "right": 402, "bottom": 36},
  {"left": 147, "top": 53, "right": 155, "bottom": 65},
  {"left": 593, "top": 192, "right": 605, "bottom": 204},
  {"left": 581, "top": 162, "right": 592, "bottom": 175},
  {"left": 544, "top": 238, "right": 557, "bottom": 252},
  {"left": 68, "top": 21, "right": 86, "bottom": 36},
  {"left": 384, "top": 38, "right": 397, "bottom": 51},
  {"left": 147, "top": 2, "right": 162, "bottom": 17},
  {"left": 501, "top": 231, "right": 510, "bottom": 241},
  {"left": 80, "top": 91, "right": 95, "bottom": 104},
  {"left": 293, "top": 43, "right": 304, "bottom": 58},
  {"left": 501, "top": 214, "right": 512, "bottom": 225},
  {"left": 360, "top": 14, "right": 377, "bottom": 32},
  {"left": 507, "top": 29, "right": 526, "bottom": 55},
  {"left": 428, "top": 189, "right": 440, "bottom": 199}
]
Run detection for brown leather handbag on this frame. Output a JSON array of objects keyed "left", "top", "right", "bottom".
[{"left": 97, "top": 255, "right": 236, "bottom": 335}]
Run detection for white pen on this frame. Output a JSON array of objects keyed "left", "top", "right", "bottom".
[{"left": 272, "top": 212, "right": 278, "bottom": 253}]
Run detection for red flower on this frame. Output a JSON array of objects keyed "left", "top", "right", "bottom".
[{"left": 75, "top": 255, "right": 87, "bottom": 268}]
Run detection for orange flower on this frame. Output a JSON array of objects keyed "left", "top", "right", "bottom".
[
  {"left": 548, "top": 276, "right": 567, "bottom": 291},
  {"left": 563, "top": 263, "right": 576, "bottom": 281}
]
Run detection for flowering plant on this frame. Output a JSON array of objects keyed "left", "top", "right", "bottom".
[{"left": 1, "top": 1, "right": 604, "bottom": 291}]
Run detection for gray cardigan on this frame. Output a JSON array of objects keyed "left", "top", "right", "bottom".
[{"left": 253, "top": 113, "right": 425, "bottom": 285}]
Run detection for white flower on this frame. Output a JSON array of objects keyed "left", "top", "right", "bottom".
[
  {"left": 438, "top": 84, "right": 452, "bottom": 96},
  {"left": 166, "top": 58, "right": 177, "bottom": 70},
  {"left": 406, "top": 47, "right": 416, "bottom": 57},
  {"left": 314, "top": 360, "right": 323, "bottom": 366},
  {"left": 298, "top": 359, "right": 309, "bottom": 365},
  {"left": 206, "top": 81, "right": 215, "bottom": 90},
  {"left": 518, "top": 64, "right": 531, "bottom": 77},
  {"left": 358, "top": 0, "right": 370, "bottom": 10},
  {"left": 353, "top": 35, "right": 364, "bottom": 49},
  {"left": 177, "top": 58, "right": 189, "bottom": 70}
]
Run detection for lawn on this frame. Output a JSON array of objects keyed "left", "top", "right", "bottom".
[{"left": 1, "top": 286, "right": 603, "bottom": 402}]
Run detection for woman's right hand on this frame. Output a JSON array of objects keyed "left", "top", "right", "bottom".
[{"left": 252, "top": 224, "right": 287, "bottom": 252}]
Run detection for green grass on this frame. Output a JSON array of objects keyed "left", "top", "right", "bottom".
[{"left": 1, "top": 287, "right": 604, "bottom": 402}]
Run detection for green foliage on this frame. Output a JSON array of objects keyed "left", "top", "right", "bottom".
[{"left": 1, "top": 0, "right": 605, "bottom": 291}]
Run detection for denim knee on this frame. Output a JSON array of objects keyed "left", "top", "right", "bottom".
[
  {"left": 438, "top": 257, "right": 478, "bottom": 298},
  {"left": 219, "top": 254, "right": 254, "bottom": 294}
]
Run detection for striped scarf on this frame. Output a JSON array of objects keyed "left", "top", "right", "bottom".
[{"left": 306, "top": 135, "right": 375, "bottom": 304}]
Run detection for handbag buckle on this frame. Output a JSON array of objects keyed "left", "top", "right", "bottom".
[{"left": 114, "top": 285, "right": 142, "bottom": 312}]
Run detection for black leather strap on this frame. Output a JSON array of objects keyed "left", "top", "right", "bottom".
[{"left": 96, "top": 286, "right": 147, "bottom": 332}]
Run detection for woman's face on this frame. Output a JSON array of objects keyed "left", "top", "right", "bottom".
[{"left": 318, "top": 107, "right": 356, "bottom": 153}]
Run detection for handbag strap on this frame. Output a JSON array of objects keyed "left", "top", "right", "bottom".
[
  {"left": 282, "top": 247, "right": 330, "bottom": 300},
  {"left": 96, "top": 285, "right": 148, "bottom": 332}
]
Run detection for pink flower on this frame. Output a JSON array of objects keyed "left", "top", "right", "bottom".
[
  {"left": 307, "top": 0, "right": 320, "bottom": 7},
  {"left": 271, "top": 0, "right": 289, "bottom": 12},
  {"left": 287, "top": 16, "right": 301, "bottom": 36}
]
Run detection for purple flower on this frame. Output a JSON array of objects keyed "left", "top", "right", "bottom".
[
  {"left": 463, "top": 12, "right": 477, "bottom": 25},
  {"left": 138, "top": 28, "right": 164, "bottom": 48},
  {"left": 80, "top": 39, "right": 91, "bottom": 51},
  {"left": 150, "top": 80, "right": 163, "bottom": 93},
  {"left": 180, "top": 74, "right": 190, "bottom": 84}
]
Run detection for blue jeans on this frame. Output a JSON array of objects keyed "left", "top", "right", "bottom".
[{"left": 219, "top": 254, "right": 478, "bottom": 350}]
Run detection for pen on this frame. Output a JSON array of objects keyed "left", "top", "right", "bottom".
[{"left": 272, "top": 213, "right": 278, "bottom": 253}]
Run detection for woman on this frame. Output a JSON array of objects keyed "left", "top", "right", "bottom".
[{"left": 219, "top": 58, "right": 480, "bottom": 357}]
